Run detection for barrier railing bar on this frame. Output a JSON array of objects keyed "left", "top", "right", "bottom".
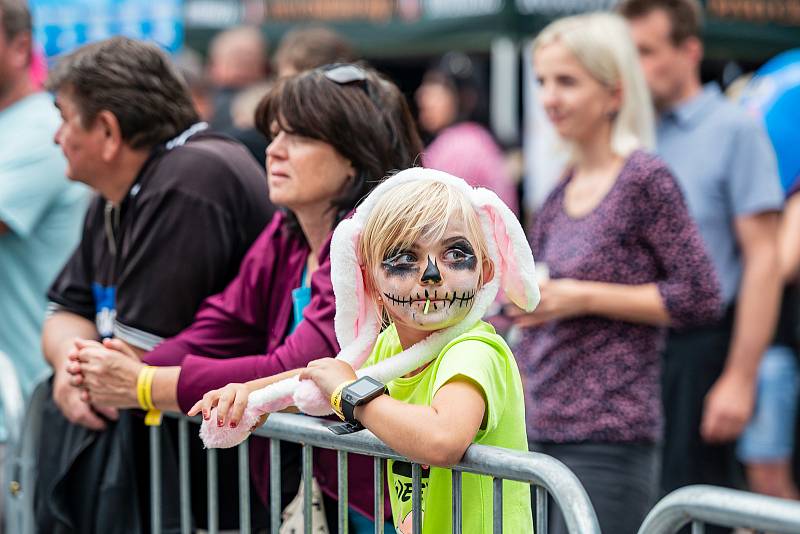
[
  {"left": 270, "top": 438, "right": 281, "bottom": 534},
  {"left": 412, "top": 463, "right": 422, "bottom": 534},
  {"left": 178, "top": 418, "right": 191, "bottom": 534},
  {"left": 493, "top": 477, "right": 503, "bottom": 534},
  {"left": 536, "top": 485, "right": 548, "bottom": 534},
  {"left": 373, "top": 456, "right": 384, "bottom": 534},
  {"left": 150, "top": 425, "right": 162, "bottom": 534},
  {"left": 452, "top": 469, "right": 462, "bottom": 534},
  {"left": 637, "top": 485, "right": 800, "bottom": 534},
  {"left": 238, "top": 441, "right": 251, "bottom": 533},
  {"left": 691, "top": 521, "right": 703, "bottom": 534},
  {"left": 302, "top": 444, "right": 313, "bottom": 534},
  {"left": 338, "top": 450, "right": 349, "bottom": 534},
  {"left": 207, "top": 448, "right": 219, "bottom": 534},
  {"left": 251, "top": 413, "right": 600, "bottom": 534}
]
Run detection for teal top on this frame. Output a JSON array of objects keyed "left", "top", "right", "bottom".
[
  {"left": 0, "top": 93, "right": 88, "bottom": 435},
  {"left": 290, "top": 265, "right": 311, "bottom": 333}
]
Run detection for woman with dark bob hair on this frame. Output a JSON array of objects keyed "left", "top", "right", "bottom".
[{"left": 69, "top": 64, "right": 423, "bottom": 530}]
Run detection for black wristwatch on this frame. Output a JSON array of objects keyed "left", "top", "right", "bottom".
[{"left": 329, "top": 376, "right": 386, "bottom": 435}]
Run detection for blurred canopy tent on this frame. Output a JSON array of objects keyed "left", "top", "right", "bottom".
[
  {"left": 183, "top": 0, "right": 800, "bottom": 62},
  {"left": 740, "top": 49, "right": 800, "bottom": 192}
]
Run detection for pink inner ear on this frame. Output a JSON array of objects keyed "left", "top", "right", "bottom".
[
  {"left": 485, "top": 205, "right": 526, "bottom": 307},
  {"left": 352, "top": 232, "right": 369, "bottom": 340}
]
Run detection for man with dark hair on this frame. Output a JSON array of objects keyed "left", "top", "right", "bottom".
[
  {"left": 0, "top": 0, "right": 87, "bottom": 521},
  {"left": 620, "top": 0, "right": 783, "bottom": 519},
  {"left": 38, "top": 36, "right": 273, "bottom": 532}
]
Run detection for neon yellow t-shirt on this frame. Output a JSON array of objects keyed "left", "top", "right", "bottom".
[{"left": 365, "top": 321, "right": 533, "bottom": 534}]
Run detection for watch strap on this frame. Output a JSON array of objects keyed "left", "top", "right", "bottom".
[{"left": 341, "top": 377, "right": 386, "bottom": 424}]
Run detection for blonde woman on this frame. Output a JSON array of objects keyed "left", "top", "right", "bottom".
[{"left": 510, "top": 13, "right": 721, "bottom": 534}]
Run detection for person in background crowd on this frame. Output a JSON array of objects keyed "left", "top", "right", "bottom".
[
  {"left": 734, "top": 179, "right": 800, "bottom": 500},
  {"left": 735, "top": 53, "right": 800, "bottom": 500},
  {"left": 39, "top": 36, "right": 273, "bottom": 533},
  {"left": 207, "top": 25, "right": 269, "bottom": 130},
  {"left": 0, "top": 0, "right": 87, "bottom": 522},
  {"left": 223, "top": 26, "right": 356, "bottom": 169},
  {"left": 417, "top": 52, "right": 519, "bottom": 215},
  {"left": 226, "top": 80, "right": 273, "bottom": 167},
  {"left": 273, "top": 25, "right": 356, "bottom": 78},
  {"left": 174, "top": 46, "right": 213, "bottom": 121},
  {"left": 0, "top": 0, "right": 87, "bottom": 406},
  {"left": 68, "top": 63, "right": 423, "bottom": 533},
  {"left": 620, "top": 2, "right": 783, "bottom": 524},
  {"left": 511, "top": 13, "right": 721, "bottom": 534}
]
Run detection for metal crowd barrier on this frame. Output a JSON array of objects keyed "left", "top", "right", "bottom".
[
  {"left": 637, "top": 485, "right": 800, "bottom": 534},
  {"left": 7, "top": 375, "right": 800, "bottom": 534},
  {"left": 156, "top": 411, "right": 601, "bottom": 534}
]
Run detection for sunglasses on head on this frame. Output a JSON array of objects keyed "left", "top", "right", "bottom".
[{"left": 321, "top": 63, "right": 376, "bottom": 103}]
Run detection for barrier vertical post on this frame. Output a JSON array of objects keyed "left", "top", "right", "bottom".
[
  {"left": 270, "top": 439, "right": 281, "bottom": 534},
  {"left": 302, "top": 444, "right": 313, "bottom": 534},
  {"left": 452, "top": 469, "right": 462, "bottom": 533},
  {"left": 493, "top": 477, "right": 503, "bottom": 534},
  {"left": 412, "top": 463, "right": 422, "bottom": 534},
  {"left": 338, "top": 450, "right": 349, "bottom": 534},
  {"left": 373, "top": 457, "right": 384, "bottom": 534},
  {"left": 178, "top": 418, "right": 191, "bottom": 534},
  {"left": 535, "top": 485, "right": 548, "bottom": 534},
  {"left": 238, "top": 442, "right": 251, "bottom": 533},
  {"left": 150, "top": 425, "right": 162, "bottom": 534},
  {"left": 207, "top": 448, "right": 219, "bottom": 534}
]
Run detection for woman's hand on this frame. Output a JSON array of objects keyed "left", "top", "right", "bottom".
[
  {"left": 298, "top": 358, "right": 357, "bottom": 399},
  {"left": 508, "top": 278, "right": 589, "bottom": 328},
  {"left": 188, "top": 383, "right": 257, "bottom": 428},
  {"left": 73, "top": 338, "right": 145, "bottom": 408}
]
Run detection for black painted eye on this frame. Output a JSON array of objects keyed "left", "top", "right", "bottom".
[
  {"left": 383, "top": 252, "right": 417, "bottom": 267},
  {"left": 444, "top": 249, "right": 470, "bottom": 262}
]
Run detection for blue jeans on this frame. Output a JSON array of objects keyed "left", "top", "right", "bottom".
[{"left": 738, "top": 345, "right": 800, "bottom": 462}]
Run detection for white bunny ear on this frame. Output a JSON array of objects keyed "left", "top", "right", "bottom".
[
  {"left": 472, "top": 188, "right": 540, "bottom": 312},
  {"left": 329, "top": 217, "right": 380, "bottom": 369}
]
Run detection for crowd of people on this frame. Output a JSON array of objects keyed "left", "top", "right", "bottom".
[{"left": 0, "top": 0, "right": 797, "bottom": 532}]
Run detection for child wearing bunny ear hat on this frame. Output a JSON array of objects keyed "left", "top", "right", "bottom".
[{"left": 190, "top": 168, "right": 539, "bottom": 533}]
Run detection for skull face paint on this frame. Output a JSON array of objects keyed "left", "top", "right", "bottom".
[{"left": 375, "top": 218, "right": 482, "bottom": 334}]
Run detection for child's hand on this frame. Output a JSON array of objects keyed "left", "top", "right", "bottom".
[
  {"left": 299, "top": 358, "right": 357, "bottom": 398},
  {"left": 188, "top": 383, "right": 252, "bottom": 428}
]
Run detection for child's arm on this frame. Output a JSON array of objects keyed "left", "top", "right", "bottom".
[
  {"left": 187, "top": 368, "right": 302, "bottom": 425},
  {"left": 300, "top": 358, "right": 485, "bottom": 466},
  {"left": 358, "top": 380, "right": 485, "bottom": 466}
]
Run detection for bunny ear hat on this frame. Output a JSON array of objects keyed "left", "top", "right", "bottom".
[{"left": 200, "top": 168, "right": 540, "bottom": 448}]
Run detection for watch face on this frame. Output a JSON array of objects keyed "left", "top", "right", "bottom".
[{"left": 348, "top": 378, "right": 381, "bottom": 397}]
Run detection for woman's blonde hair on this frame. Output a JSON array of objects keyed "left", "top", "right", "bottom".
[
  {"left": 359, "top": 180, "right": 489, "bottom": 310},
  {"left": 532, "top": 12, "right": 655, "bottom": 157}
]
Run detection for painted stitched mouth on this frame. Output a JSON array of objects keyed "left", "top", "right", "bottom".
[{"left": 382, "top": 289, "right": 476, "bottom": 309}]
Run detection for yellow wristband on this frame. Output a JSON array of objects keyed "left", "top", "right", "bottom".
[
  {"left": 136, "top": 366, "right": 153, "bottom": 411},
  {"left": 143, "top": 366, "right": 157, "bottom": 410},
  {"left": 330, "top": 380, "right": 354, "bottom": 421},
  {"left": 137, "top": 366, "right": 162, "bottom": 426}
]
